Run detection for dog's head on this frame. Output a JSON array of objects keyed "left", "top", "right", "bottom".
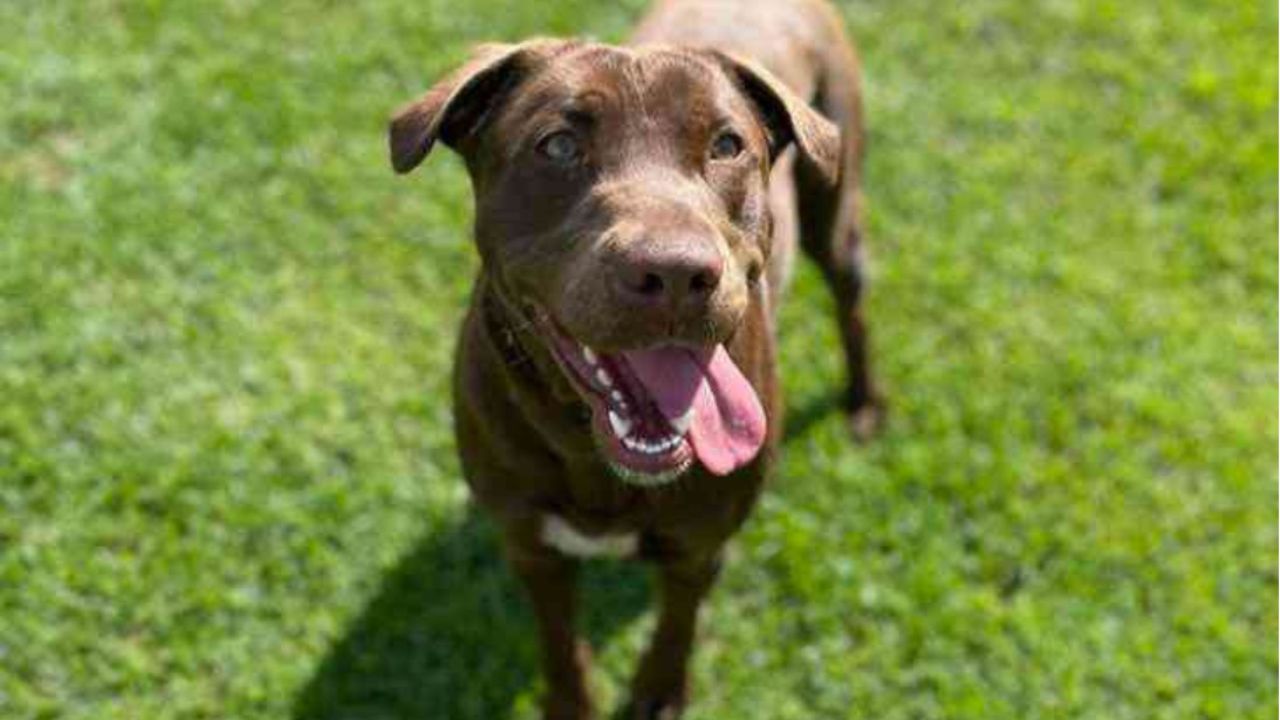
[{"left": 390, "top": 40, "right": 839, "bottom": 486}]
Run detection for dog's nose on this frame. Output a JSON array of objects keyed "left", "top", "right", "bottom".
[{"left": 614, "top": 239, "right": 724, "bottom": 307}]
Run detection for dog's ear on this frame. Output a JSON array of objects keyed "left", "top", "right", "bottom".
[
  {"left": 712, "top": 51, "right": 842, "bottom": 186},
  {"left": 389, "top": 40, "right": 570, "bottom": 174}
]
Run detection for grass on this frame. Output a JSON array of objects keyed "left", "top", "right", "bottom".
[{"left": 1, "top": 0, "right": 1275, "bottom": 718}]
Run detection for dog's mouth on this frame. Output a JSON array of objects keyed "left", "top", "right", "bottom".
[{"left": 532, "top": 310, "right": 767, "bottom": 487}]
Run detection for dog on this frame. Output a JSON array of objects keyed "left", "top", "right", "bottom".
[{"left": 388, "top": 0, "right": 881, "bottom": 716}]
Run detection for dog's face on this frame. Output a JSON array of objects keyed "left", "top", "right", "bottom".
[{"left": 391, "top": 41, "right": 838, "bottom": 486}]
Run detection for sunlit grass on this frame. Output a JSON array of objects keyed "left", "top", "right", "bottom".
[{"left": 1, "top": 1, "right": 1275, "bottom": 718}]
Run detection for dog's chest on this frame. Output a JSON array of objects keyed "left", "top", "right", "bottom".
[{"left": 541, "top": 513, "right": 638, "bottom": 558}]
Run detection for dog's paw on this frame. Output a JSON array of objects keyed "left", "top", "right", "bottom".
[
  {"left": 848, "top": 396, "right": 887, "bottom": 442},
  {"left": 622, "top": 666, "right": 688, "bottom": 720},
  {"left": 544, "top": 694, "right": 596, "bottom": 720},
  {"left": 623, "top": 695, "right": 685, "bottom": 720}
]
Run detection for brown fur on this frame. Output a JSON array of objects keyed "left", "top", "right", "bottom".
[{"left": 388, "top": 1, "right": 882, "bottom": 717}]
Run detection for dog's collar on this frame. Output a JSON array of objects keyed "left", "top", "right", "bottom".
[{"left": 480, "top": 282, "right": 543, "bottom": 386}]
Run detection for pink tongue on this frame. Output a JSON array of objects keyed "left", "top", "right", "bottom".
[{"left": 621, "top": 345, "right": 767, "bottom": 476}]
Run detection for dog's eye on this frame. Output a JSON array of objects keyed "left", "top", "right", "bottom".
[
  {"left": 538, "top": 131, "right": 581, "bottom": 164},
  {"left": 709, "top": 131, "right": 744, "bottom": 160}
]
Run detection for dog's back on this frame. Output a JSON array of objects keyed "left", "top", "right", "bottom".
[{"left": 631, "top": 0, "right": 859, "bottom": 106}]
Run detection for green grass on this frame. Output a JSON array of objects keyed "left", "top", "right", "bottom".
[{"left": 2, "top": 0, "right": 1275, "bottom": 718}]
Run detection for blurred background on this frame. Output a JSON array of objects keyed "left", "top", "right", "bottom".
[{"left": 2, "top": 1, "right": 1276, "bottom": 718}]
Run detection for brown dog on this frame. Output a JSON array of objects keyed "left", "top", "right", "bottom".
[{"left": 389, "top": 0, "right": 880, "bottom": 716}]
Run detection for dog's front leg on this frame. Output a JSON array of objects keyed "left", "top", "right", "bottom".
[
  {"left": 507, "top": 542, "right": 594, "bottom": 720},
  {"left": 627, "top": 552, "right": 721, "bottom": 720}
]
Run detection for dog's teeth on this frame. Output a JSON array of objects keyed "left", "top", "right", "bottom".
[
  {"left": 608, "top": 410, "right": 633, "bottom": 439},
  {"left": 595, "top": 368, "right": 613, "bottom": 388},
  {"left": 669, "top": 409, "right": 695, "bottom": 435},
  {"left": 622, "top": 435, "right": 682, "bottom": 455},
  {"left": 583, "top": 346, "right": 598, "bottom": 365}
]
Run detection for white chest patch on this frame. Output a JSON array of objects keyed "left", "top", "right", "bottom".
[{"left": 541, "top": 514, "right": 638, "bottom": 558}]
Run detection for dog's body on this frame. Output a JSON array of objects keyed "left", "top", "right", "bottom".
[{"left": 390, "top": 1, "right": 878, "bottom": 716}]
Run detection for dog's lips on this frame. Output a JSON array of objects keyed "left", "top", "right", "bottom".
[
  {"left": 533, "top": 313, "right": 766, "bottom": 484},
  {"left": 539, "top": 324, "right": 695, "bottom": 485}
]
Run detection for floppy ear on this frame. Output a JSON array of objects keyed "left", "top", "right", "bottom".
[
  {"left": 712, "top": 51, "right": 842, "bottom": 186},
  {"left": 388, "top": 40, "right": 569, "bottom": 174}
]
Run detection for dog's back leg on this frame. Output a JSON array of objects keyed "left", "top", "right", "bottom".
[{"left": 794, "top": 36, "right": 885, "bottom": 439}]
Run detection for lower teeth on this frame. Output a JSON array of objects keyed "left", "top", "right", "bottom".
[{"left": 623, "top": 435, "right": 682, "bottom": 455}]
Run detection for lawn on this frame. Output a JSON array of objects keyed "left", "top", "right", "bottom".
[{"left": 1, "top": 1, "right": 1275, "bottom": 718}]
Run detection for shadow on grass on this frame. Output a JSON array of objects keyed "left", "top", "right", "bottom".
[
  {"left": 782, "top": 393, "right": 843, "bottom": 443},
  {"left": 292, "top": 509, "right": 651, "bottom": 720},
  {"left": 293, "top": 393, "right": 843, "bottom": 719}
]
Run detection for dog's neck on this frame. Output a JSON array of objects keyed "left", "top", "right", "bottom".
[
  {"left": 478, "top": 275, "right": 547, "bottom": 389},
  {"left": 477, "top": 275, "right": 603, "bottom": 462}
]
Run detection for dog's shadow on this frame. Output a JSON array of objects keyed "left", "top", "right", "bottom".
[{"left": 292, "top": 509, "right": 651, "bottom": 720}]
